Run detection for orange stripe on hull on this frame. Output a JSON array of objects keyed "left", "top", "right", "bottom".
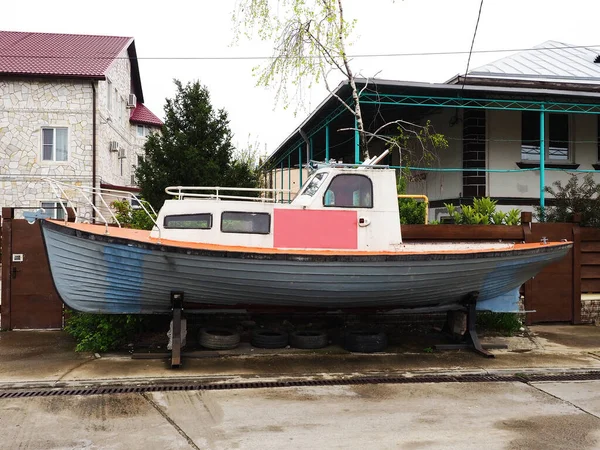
[{"left": 49, "top": 220, "right": 571, "bottom": 256}]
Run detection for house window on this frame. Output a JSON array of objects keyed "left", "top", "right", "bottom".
[
  {"left": 323, "top": 174, "right": 373, "bottom": 208},
  {"left": 42, "top": 128, "right": 68, "bottom": 161},
  {"left": 221, "top": 212, "right": 270, "bottom": 234},
  {"left": 521, "top": 112, "right": 570, "bottom": 161},
  {"left": 41, "top": 201, "right": 65, "bottom": 220},
  {"left": 107, "top": 79, "right": 112, "bottom": 112},
  {"left": 165, "top": 213, "right": 212, "bottom": 229},
  {"left": 137, "top": 125, "right": 145, "bottom": 137}
]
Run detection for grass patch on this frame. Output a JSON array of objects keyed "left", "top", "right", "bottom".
[
  {"left": 476, "top": 312, "right": 523, "bottom": 336},
  {"left": 64, "top": 311, "right": 162, "bottom": 352}
]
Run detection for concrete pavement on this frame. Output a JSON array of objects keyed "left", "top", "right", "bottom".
[
  {"left": 0, "top": 325, "right": 599, "bottom": 449},
  {"left": 0, "top": 325, "right": 598, "bottom": 389}
]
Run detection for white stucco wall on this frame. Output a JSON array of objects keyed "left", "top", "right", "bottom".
[
  {"left": 405, "top": 108, "right": 463, "bottom": 201},
  {"left": 488, "top": 110, "right": 600, "bottom": 211}
]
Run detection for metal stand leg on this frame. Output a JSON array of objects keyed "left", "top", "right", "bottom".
[
  {"left": 171, "top": 291, "right": 184, "bottom": 369},
  {"left": 434, "top": 291, "right": 505, "bottom": 358}
]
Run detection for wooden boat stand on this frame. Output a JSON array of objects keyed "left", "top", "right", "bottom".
[
  {"left": 434, "top": 291, "right": 507, "bottom": 358},
  {"left": 171, "top": 291, "right": 184, "bottom": 368}
]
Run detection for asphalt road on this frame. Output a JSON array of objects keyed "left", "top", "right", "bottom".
[{"left": 1, "top": 380, "right": 599, "bottom": 450}]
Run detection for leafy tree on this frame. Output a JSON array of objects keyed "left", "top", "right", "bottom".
[
  {"left": 136, "top": 80, "right": 260, "bottom": 209},
  {"left": 538, "top": 173, "right": 600, "bottom": 226},
  {"left": 232, "top": 0, "right": 445, "bottom": 165}
]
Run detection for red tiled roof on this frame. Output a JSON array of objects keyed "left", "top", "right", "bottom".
[
  {"left": 0, "top": 31, "right": 132, "bottom": 78},
  {"left": 130, "top": 102, "right": 163, "bottom": 127}
]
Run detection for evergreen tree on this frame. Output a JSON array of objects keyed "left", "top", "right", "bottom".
[{"left": 136, "top": 80, "right": 259, "bottom": 209}]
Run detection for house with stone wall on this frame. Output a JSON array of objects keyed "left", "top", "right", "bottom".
[{"left": 0, "top": 31, "right": 162, "bottom": 221}]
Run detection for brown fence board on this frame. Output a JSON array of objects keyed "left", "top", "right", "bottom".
[
  {"left": 580, "top": 228, "right": 600, "bottom": 240},
  {"left": 402, "top": 225, "right": 524, "bottom": 241},
  {"left": 581, "top": 242, "right": 600, "bottom": 252},
  {"left": 582, "top": 279, "right": 600, "bottom": 293},
  {"left": 581, "top": 266, "right": 600, "bottom": 279},
  {"left": 581, "top": 253, "right": 600, "bottom": 265}
]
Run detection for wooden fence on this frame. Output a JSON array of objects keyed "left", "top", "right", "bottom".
[{"left": 403, "top": 212, "right": 600, "bottom": 325}]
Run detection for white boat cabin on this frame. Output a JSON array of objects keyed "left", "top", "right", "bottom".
[{"left": 152, "top": 165, "right": 403, "bottom": 252}]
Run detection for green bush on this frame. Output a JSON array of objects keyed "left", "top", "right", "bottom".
[
  {"left": 397, "top": 176, "right": 426, "bottom": 224},
  {"left": 444, "top": 198, "right": 520, "bottom": 225},
  {"left": 111, "top": 199, "right": 156, "bottom": 231},
  {"left": 476, "top": 312, "right": 523, "bottom": 336},
  {"left": 64, "top": 311, "right": 146, "bottom": 352},
  {"left": 537, "top": 173, "right": 600, "bottom": 226}
]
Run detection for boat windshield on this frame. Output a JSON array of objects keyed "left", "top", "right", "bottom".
[{"left": 299, "top": 172, "right": 328, "bottom": 197}]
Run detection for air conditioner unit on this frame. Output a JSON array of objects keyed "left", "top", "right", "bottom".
[
  {"left": 127, "top": 93, "right": 137, "bottom": 109},
  {"left": 109, "top": 141, "right": 120, "bottom": 152},
  {"left": 118, "top": 147, "right": 126, "bottom": 159}
]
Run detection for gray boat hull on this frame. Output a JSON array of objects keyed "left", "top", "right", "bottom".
[{"left": 41, "top": 220, "right": 571, "bottom": 314}]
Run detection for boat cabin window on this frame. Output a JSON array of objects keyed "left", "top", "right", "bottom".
[
  {"left": 221, "top": 211, "right": 271, "bottom": 234},
  {"left": 323, "top": 174, "right": 373, "bottom": 208},
  {"left": 299, "top": 172, "right": 328, "bottom": 197},
  {"left": 164, "top": 213, "right": 212, "bottom": 229}
]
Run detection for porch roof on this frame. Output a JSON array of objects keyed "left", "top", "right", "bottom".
[{"left": 265, "top": 78, "right": 600, "bottom": 170}]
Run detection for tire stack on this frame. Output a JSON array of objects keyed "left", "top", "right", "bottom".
[
  {"left": 344, "top": 329, "right": 388, "bottom": 353},
  {"left": 198, "top": 327, "right": 240, "bottom": 350},
  {"left": 251, "top": 329, "right": 289, "bottom": 349},
  {"left": 289, "top": 330, "right": 329, "bottom": 349}
]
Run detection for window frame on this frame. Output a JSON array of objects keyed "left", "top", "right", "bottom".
[
  {"left": 521, "top": 112, "right": 572, "bottom": 163},
  {"left": 163, "top": 213, "right": 213, "bottom": 230},
  {"left": 220, "top": 211, "right": 271, "bottom": 235},
  {"left": 41, "top": 127, "right": 68, "bottom": 162},
  {"left": 322, "top": 174, "right": 374, "bottom": 209},
  {"left": 41, "top": 201, "right": 66, "bottom": 220}
]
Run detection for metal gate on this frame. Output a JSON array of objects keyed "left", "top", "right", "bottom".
[
  {"left": 1, "top": 208, "right": 63, "bottom": 330},
  {"left": 524, "top": 222, "right": 578, "bottom": 324}
]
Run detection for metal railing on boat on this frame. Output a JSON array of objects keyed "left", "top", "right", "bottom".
[
  {"left": 164, "top": 186, "right": 291, "bottom": 202},
  {"left": 43, "top": 178, "right": 161, "bottom": 239}
]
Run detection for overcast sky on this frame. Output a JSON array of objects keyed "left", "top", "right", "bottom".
[{"left": 3, "top": 0, "right": 600, "bottom": 159}]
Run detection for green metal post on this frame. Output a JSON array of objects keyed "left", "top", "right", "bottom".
[
  {"left": 325, "top": 125, "right": 330, "bottom": 162},
  {"left": 288, "top": 155, "right": 291, "bottom": 203},
  {"left": 354, "top": 116, "right": 360, "bottom": 163},
  {"left": 310, "top": 137, "right": 314, "bottom": 161},
  {"left": 280, "top": 162, "right": 284, "bottom": 203},
  {"left": 273, "top": 164, "right": 277, "bottom": 202},
  {"left": 540, "top": 104, "right": 545, "bottom": 219},
  {"left": 298, "top": 145, "right": 303, "bottom": 187}
]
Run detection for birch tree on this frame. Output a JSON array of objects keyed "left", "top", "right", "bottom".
[{"left": 233, "top": 0, "right": 446, "bottom": 163}]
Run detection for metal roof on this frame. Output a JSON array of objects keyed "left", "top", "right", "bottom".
[
  {"left": 0, "top": 31, "right": 132, "bottom": 78},
  {"left": 468, "top": 40, "right": 600, "bottom": 82},
  {"left": 130, "top": 103, "right": 163, "bottom": 127}
]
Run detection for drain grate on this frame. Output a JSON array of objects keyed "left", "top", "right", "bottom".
[{"left": 0, "top": 372, "right": 598, "bottom": 399}]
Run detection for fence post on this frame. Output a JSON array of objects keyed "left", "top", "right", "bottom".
[
  {"left": 572, "top": 213, "right": 582, "bottom": 324},
  {"left": 1, "top": 207, "right": 14, "bottom": 330},
  {"left": 521, "top": 211, "right": 534, "bottom": 326}
]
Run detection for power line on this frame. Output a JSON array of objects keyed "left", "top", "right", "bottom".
[
  {"left": 1, "top": 44, "right": 600, "bottom": 61},
  {"left": 462, "top": 0, "right": 484, "bottom": 91}
]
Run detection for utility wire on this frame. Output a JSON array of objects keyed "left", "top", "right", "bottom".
[
  {"left": 462, "top": 0, "right": 485, "bottom": 91},
  {"left": 1, "top": 43, "right": 600, "bottom": 61}
]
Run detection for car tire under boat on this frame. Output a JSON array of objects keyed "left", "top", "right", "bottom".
[
  {"left": 290, "top": 330, "right": 329, "bottom": 349},
  {"left": 344, "top": 329, "right": 388, "bottom": 353},
  {"left": 198, "top": 327, "right": 241, "bottom": 350},
  {"left": 251, "top": 329, "right": 289, "bottom": 349}
]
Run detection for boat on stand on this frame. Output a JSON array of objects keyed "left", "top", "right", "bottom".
[{"left": 35, "top": 155, "right": 571, "bottom": 358}]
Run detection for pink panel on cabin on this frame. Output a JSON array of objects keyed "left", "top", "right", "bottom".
[{"left": 273, "top": 209, "right": 358, "bottom": 249}]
